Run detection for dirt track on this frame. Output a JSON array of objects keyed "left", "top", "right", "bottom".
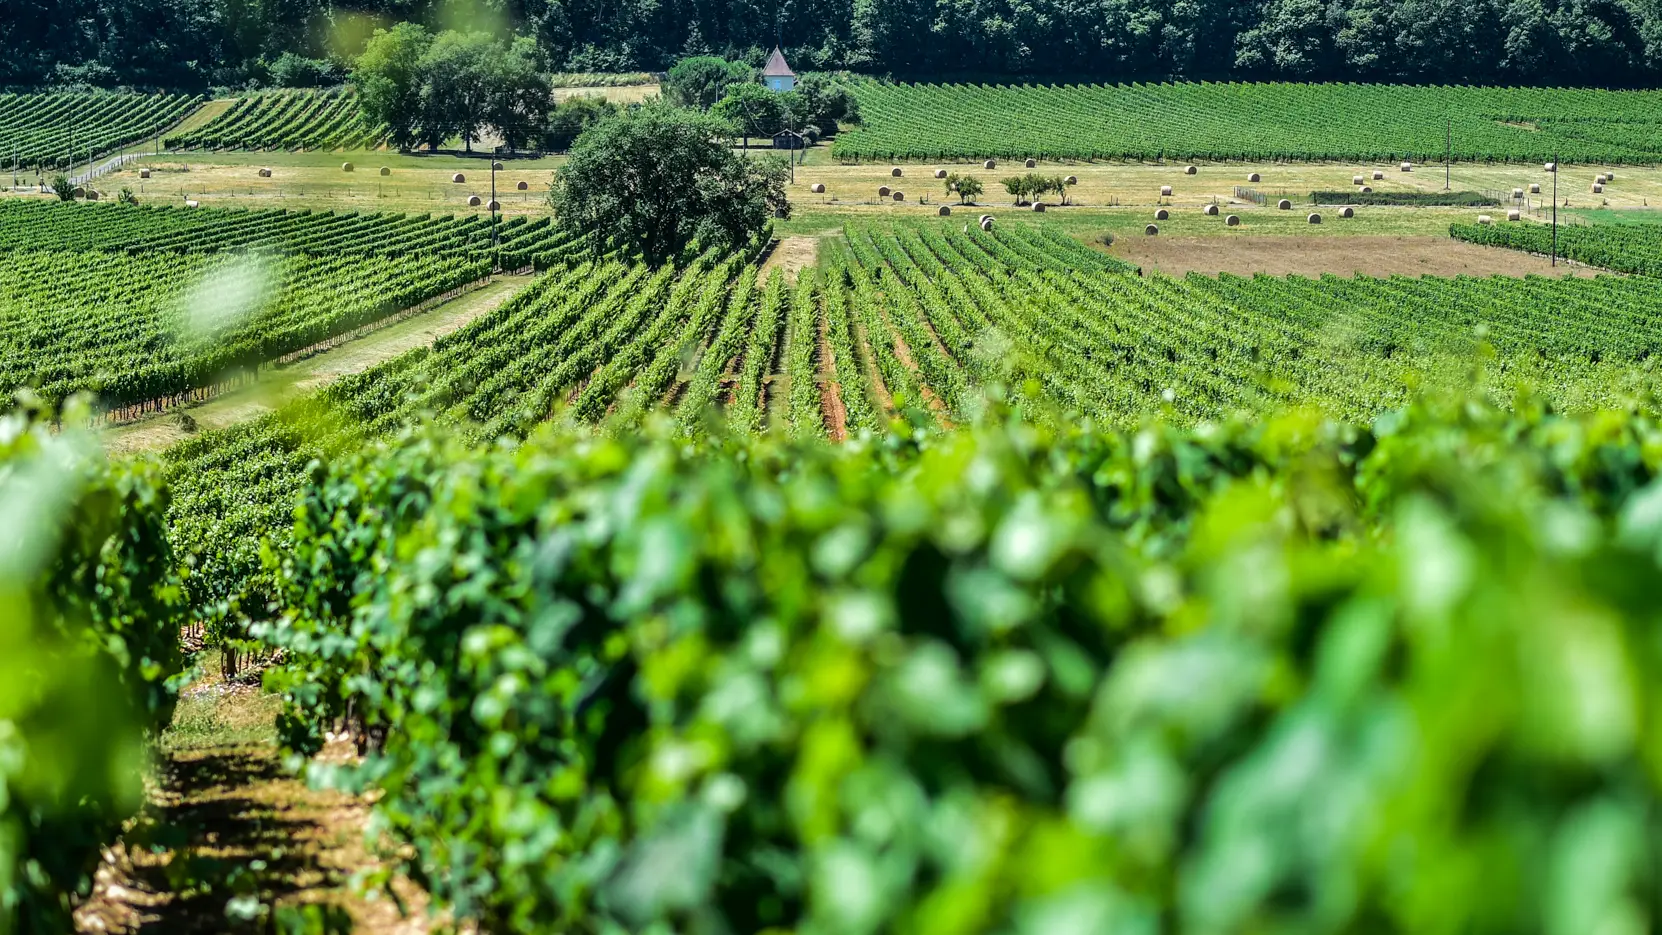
[{"left": 1107, "top": 234, "right": 1601, "bottom": 278}]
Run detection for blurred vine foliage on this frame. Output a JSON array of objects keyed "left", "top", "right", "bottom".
[
  {"left": 260, "top": 393, "right": 1662, "bottom": 935},
  {"left": 0, "top": 404, "right": 184, "bottom": 935}
]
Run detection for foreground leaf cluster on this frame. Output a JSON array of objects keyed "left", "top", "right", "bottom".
[{"left": 255, "top": 395, "right": 1662, "bottom": 934}]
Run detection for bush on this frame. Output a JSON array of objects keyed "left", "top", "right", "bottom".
[
  {"left": 542, "top": 94, "right": 618, "bottom": 152},
  {"left": 50, "top": 175, "right": 73, "bottom": 201},
  {"left": 1310, "top": 189, "right": 1499, "bottom": 206},
  {"left": 266, "top": 51, "right": 343, "bottom": 88},
  {"left": 0, "top": 405, "right": 183, "bottom": 934},
  {"left": 260, "top": 394, "right": 1662, "bottom": 934}
]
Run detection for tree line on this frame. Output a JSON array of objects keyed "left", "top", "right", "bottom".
[{"left": 8, "top": 0, "right": 1662, "bottom": 90}]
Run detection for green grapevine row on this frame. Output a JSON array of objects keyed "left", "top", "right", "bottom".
[
  {"left": 1, "top": 250, "right": 487, "bottom": 412},
  {"left": 0, "top": 92, "right": 202, "bottom": 170},
  {"left": 836, "top": 81, "right": 1662, "bottom": 164},
  {"left": 164, "top": 89, "right": 384, "bottom": 151},
  {"left": 252, "top": 392, "right": 1662, "bottom": 935},
  {"left": 0, "top": 200, "right": 571, "bottom": 263},
  {"left": 0, "top": 406, "right": 183, "bottom": 935},
  {"left": 1452, "top": 219, "right": 1662, "bottom": 277}
]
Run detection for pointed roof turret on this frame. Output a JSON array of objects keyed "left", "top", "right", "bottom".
[{"left": 763, "top": 47, "right": 796, "bottom": 78}]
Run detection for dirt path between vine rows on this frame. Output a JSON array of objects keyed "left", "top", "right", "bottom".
[
  {"left": 101, "top": 276, "right": 532, "bottom": 456},
  {"left": 75, "top": 666, "right": 443, "bottom": 935}
]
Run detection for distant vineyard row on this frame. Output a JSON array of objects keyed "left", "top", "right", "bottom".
[
  {"left": 0, "top": 250, "right": 486, "bottom": 411},
  {"left": 164, "top": 89, "right": 384, "bottom": 151},
  {"left": 836, "top": 82, "right": 1662, "bottom": 164},
  {"left": 0, "top": 201, "right": 578, "bottom": 268},
  {"left": 159, "top": 220, "right": 1662, "bottom": 612},
  {"left": 1452, "top": 219, "right": 1662, "bottom": 277},
  {"left": 0, "top": 92, "right": 202, "bottom": 170}
]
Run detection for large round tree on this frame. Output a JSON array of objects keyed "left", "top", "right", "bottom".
[{"left": 551, "top": 104, "right": 791, "bottom": 265}]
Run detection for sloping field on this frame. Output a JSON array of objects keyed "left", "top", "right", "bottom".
[{"left": 836, "top": 82, "right": 1662, "bottom": 164}]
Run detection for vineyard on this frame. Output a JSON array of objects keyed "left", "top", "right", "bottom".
[
  {"left": 0, "top": 92, "right": 202, "bottom": 170},
  {"left": 0, "top": 250, "right": 487, "bottom": 412},
  {"left": 836, "top": 82, "right": 1662, "bottom": 163},
  {"left": 153, "top": 219, "right": 1662, "bottom": 620},
  {"left": 163, "top": 89, "right": 384, "bottom": 151},
  {"left": 0, "top": 201, "right": 577, "bottom": 266},
  {"left": 1453, "top": 218, "right": 1662, "bottom": 276},
  {"left": 248, "top": 395, "right": 1662, "bottom": 935},
  {"left": 12, "top": 172, "right": 1662, "bottom": 929}
]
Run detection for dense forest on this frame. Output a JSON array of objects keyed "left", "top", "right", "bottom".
[{"left": 7, "top": 0, "right": 1662, "bottom": 89}]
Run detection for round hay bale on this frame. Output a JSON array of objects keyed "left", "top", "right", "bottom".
[
  {"left": 1593, "top": 183, "right": 1604, "bottom": 193},
  {"left": 1308, "top": 213, "right": 1321, "bottom": 224},
  {"left": 980, "top": 218, "right": 995, "bottom": 232},
  {"left": 935, "top": 169, "right": 948, "bottom": 179},
  {"left": 1545, "top": 162, "right": 1557, "bottom": 172},
  {"left": 517, "top": 180, "right": 529, "bottom": 191},
  {"left": 811, "top": 183, "right": 826, "bottom": 194},
  {"left": 1025, "top": 158, "right": 1037, "bottom": 168},
  {"left": 1160, "top": 185, "right": 1172, "bottom": 196},
  {"left": 1512, "top": 188, "right": 1524, "bottom": 198},
  {"left": 1277, "top": 199, "right": 1292, "bottom": 210},
  {"left": 1361, "top": 186, "right": 1373, "bottom": 193},
  {"left": 1596, "top": 174, "right": 1607, "bottom": 184},
  {"left": 1185, "top": 164, "right": 1197, "bottom": 175},
  {"left": 185, "top": 199, "right": 199, "bottom": 208},
  {"left": 1225, "top": 214, "right": 1241, "bottom": 227},
  {"left": 891, "top": 167, "right": 903, "bottom": 177},
  {"left": 467, "top": 195, "right": 482, "bottom": 207},
  {"left": 257, "top": 167, "right": 271, "bottom": 178},
  {"left": 487, "top": 200, "right": 500, "bottom": 211},
  {"left": 1373, "top": 170, "right": 1384, "bottom": 180},
  {"left": 984, "top": 160, "right": 997, "bottom": 170},
  {"left": 1606, "top": 170, "right": 1616, "bottom": 180},
  {"left": 1155, "top": 208, "right": 1170, "bottom": 220},
  {"left": 1477, "top": 214, "right": 1493, "bottom": 225},
  {"left": 71, "top": 186, "right": 84, "bottom": 198},
  {"left": 1247, "top": 172, "right": 1261, "bottom": 183},
  {"left": 1507, "top": 209, "right": 1521, "bottom": 221},
  {"left": 1146, "top": 224, "right": 1160, "bottom": 236},
  {"left": 452, "top": 173, "right": 465, "bottom": 183},
  {"left": 878, "top": 186, "right": 891, "bottom": 198},
  {"left": 1530, "top": 183, "right": 1541, "bottom": 194},
  {"left": 139, "top": 168, "right": 151, "bottom": 179},
  {"left": 1204, "top": 204, "right": 1219, "bottom": 216},
  {"left": 1065, "top": 175, "right": 1078, "bottom": 185},
  {"left": 1353, "top": 175, "right": 1365, "bottom": 185},
  {"left": 492, "top": 161, "right": 504, "bottom": 171},
  {"left": 1031, "top": 202, "right": 1045, "bottom": 212},
  {"left": 341, "top": 162, "right": 354, "bottom": 172},
  {"left": 1340, "top": 206, "right": 1355, "bottom": 218},
  {"left": 892, "top": 190, "right": 905, "bottom": 201},
  {"left": 938, "top": 205, "right": 951, "bottom": 216},
  {"left": 84, "top": 189, "right": 99, "bottom": 201},
  {"left": 380, "top": 166, "right": 391, "bottom": 176},
  {"left": 1400, "top": 162, "right": 1412, "bottom": 172}
]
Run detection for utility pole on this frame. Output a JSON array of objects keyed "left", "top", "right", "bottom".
[
  {"left": 1551, "top": 152, "right": 1559, "bottom": 268},
  {"left": 1445, "top": 118, "right": 1451, "bottom": 192}
]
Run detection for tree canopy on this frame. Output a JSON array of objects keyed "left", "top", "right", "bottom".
[
  {"left": 353, "top": 26, "right": 551, "bottom": 153},
  {"left": 550, "top": 104, "right": 789, "bottom": 265},
  {"left": 9, "top": 0, "right": 1662, "bottom": 89}
]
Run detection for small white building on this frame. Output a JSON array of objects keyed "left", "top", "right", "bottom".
[{"left": 763, "top": 47, "right": 796, "bottom": 92}]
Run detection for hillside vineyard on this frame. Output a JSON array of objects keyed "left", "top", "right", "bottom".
[{"left": 836, "top": 83, "right": 1662, "bottom": 163}]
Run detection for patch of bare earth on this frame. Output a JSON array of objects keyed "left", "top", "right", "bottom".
[
  {"left": 75, "top": 673, "right": 444, "bottom": 935},
  {"left": 1109, "top": 235, "right": 1600, "bottom": 278},
  {"left": 817, "top": 314, "right": 849, "bottom": 442},
  {"left": 758, "top": 236, "right": 821, "bottom": 284}
]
